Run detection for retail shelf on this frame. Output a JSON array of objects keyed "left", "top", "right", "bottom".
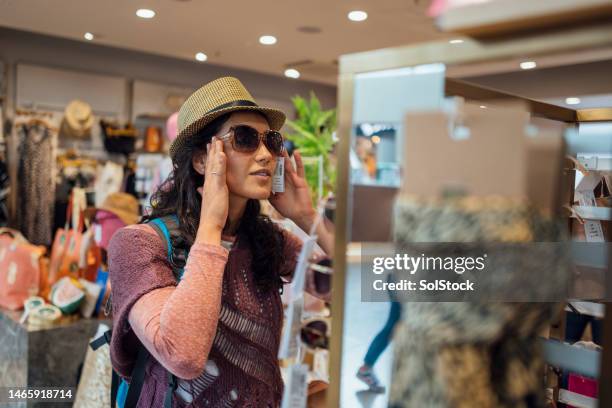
[
  {"left": 435, "top": 0, "right": 612, "bottom": 37},
  {"left": 558, "top": 389, "right": 597, "bottom": 408},
  {"left": 567, "top": 301, "right": 605, "bottom": 318},
  {"left": 571, "top": 241, "right": 608, "bottom": 269},
  {"left": 571, "top": 205, "right": 612, "bottom": 221},
  {"left": 577, "top": 155, "right": 612, "bottom": 172},
  {"left": 542, "top": 339, "right": 601, "bottom": 378},
  {"left": 578, "top": 108, "right": 612, "bottom": 122},
  {"left": 445, "top": 78, "right": 576, "bottom": 122}
]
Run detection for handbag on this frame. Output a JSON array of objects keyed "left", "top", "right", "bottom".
[
  {"left": 0, "top": 228, "right": 47, "bottom": 310},
  {"left": 48, "top": 192, "right": 86, "bottom": 293},
  {"left": 101, "top": 120, "right": 137, "bottom": 154},
  {"left": 144, "top": 126, "right": 163, "bottom": 153},
  {"left": 74, "top": 324, "right": 113, "bottom": 408},
  {"left": 79, "top": 225, "right": 102, "bottom": 282}
]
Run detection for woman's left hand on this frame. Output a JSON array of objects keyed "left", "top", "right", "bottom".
[{"left": 269, "top": 150, "right": 316, "bottom": 231}]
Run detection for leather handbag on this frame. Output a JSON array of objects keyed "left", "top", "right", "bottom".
[
  {"left": 0, "top": 228, "right": 47, "bottom": 310},
  {"left": 144, "top": 126, "right": 163, "bottom": 153},
  {"left": 101, "top": 120, "right": 137, "bottom": 154}
]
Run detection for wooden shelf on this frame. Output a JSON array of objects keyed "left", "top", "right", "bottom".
[
  {"left": 445, "top": 78, "right": 577, "bottom": 122},
  {"left": 436, "top": 0, "right": 612, "bottom": 38}
]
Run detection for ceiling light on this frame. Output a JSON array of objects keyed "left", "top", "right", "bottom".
[
  {"left": 348, "top": 10, "right": 368, "bottom": 22},
  {"left": 449, "top": 39, "right": 464, "bottom": 44},
  {"left": 520, "top": 61, "right": 537, "bottom": 70},
  {"left": 84, "top": 32, "right": 94, "bottom": 41},
  {"left": 195, "top": 52, "right": 207, "bottom": 62},
  {"left": 371, "top": 135, "right": 381, "bottom": 144},
  {"left": 479, "top": 105, "right": 487, "bottom": 109},
  {"left": 259, "top": 35, "right": 277, "bottom": 45},
  {"left": 284, "top": 69, "right": 300, "bottom": 79},
  {"left": 136, "top": 8, "right": 156, "bottom": 19},
  {"left": 565, "top": 97, "right": 581, "bottom": 105}
]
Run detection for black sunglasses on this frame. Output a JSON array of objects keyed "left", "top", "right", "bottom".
[{"left": 219, "top": 125, "right": 284, "bottom": 156}]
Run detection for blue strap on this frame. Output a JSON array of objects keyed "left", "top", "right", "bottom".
[
  {"left": 149, "top": 218, "right": 173, "bottom": 259},
  {"left": 148, "top": 215, "right": 187, "bottom": 280},
  {"left": 117, "top": 380, "right": 129, "bottom": 408}
]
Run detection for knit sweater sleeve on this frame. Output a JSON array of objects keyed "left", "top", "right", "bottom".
[{"left": 108, "top": 224, "right": 228, "bottom": 380}]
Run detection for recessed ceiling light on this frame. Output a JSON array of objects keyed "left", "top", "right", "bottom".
[
  {"left": 566, "top": 97, "right": 581, "bottom": 105},
  {"left": 479, "top": 105, "right": 487, "bottom": 109},
  {"left": 348, "top": 10, "right": 368, "bottom": 22},
  {"left": 284, "top": 69, "right": 300, "bottom": 79},
  {"left": 84, "top": 32, "right": 94, "bottom": 41},
  {"left": 136, "top": 8, "right": 156, "bottom": 19},
  {"left": 195, "top": 52, "right": 207, "bottom": 62},
  {"left": 520, "top": 61, "right": 537, "bottom": 70},
  {"left": 449, "top": 39, "right": 464, "bottom": 44},
  {"left": 259, "top": 35, "right": 277, "bottom": 45}
]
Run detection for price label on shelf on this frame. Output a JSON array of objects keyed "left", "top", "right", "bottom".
[
  {"left": 278, "top": 235, "right": 317, "bottom": 360},
  {"left": 280, "top": 364, "right": 309, "bottom": 408},
  {"left": 579, "top": 191, "right": 605, "bottom": 243},
  {"left": 278, "top": 297, "right": 304, "bottom": 360}
]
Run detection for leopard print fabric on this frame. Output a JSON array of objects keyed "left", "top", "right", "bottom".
[{"left": 389, "top": 195, "right": 567, "bottom": 408}]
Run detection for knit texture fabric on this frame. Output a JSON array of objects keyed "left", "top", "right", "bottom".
[{"left": 109, "top": 223, "right": 302, "bottom": 407}]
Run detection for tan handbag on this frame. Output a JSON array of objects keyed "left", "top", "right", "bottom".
[{"left": 74, "top": 324, "right": 112, "bottom": 408}]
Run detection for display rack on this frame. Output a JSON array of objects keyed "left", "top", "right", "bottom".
[{"left": 331, "top": 21, "right": 612, "bottom": 408}]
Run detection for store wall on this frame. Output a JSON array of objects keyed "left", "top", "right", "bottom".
[{"left": 0, "top": 27, "right": 337, "bottom": 115}]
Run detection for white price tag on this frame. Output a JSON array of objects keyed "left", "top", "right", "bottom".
[
  {"left": 278, "top": 235, "right": 317, "bottom": 360},
  {"left": 579, "top": 191, "right": 605, "bottom": 242},
  {"left": 281, "top": 364, "right": 309, "bottom": 408},
  {"left": 94, "top": 224, "right": 103, "bottom": 245},
  {"left": 272, "top": 157, "right": 285, "bottom": 193},
  {"left": 575, "top": 173, "right": 601, "bottom": 193},
  {"left": 583, "top": 221, "right": 605, "bottom": 242},
  {"left": 291, "top": 236, "right": 317, "bottom": 299},
  {"left": 278, "top": 297, "right": 304, "bottom": 360}
]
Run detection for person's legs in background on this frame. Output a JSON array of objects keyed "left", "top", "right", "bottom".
[{"left": 357, "top": 302, "right": 402, "bottom": 393}]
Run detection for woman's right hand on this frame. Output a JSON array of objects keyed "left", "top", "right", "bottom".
[{"left": 196, "top": 137, "right": 228, "bottom": 244}]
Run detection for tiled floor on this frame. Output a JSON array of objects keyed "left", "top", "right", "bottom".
[{"left": 340, "top": 263, "right": 395, "bottom": 408}]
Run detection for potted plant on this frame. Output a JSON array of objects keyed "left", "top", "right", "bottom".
[{"left": 285, "top": 92, "right": 337, "bottom": 204}]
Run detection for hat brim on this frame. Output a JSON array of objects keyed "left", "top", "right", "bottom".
[
  {"left": 94, "top": 206, "right": 140, "bottom": 226},
  {"left": 169, "top": 105, "right": 286, "bottom": 160}
]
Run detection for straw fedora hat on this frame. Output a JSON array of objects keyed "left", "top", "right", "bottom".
[
  {"left": 97, "top": 192, "right": 140, "bottom": 225},
  {"left": 62, "top": 99, "right": 95, "bottom": 138},
  {"left": 170, "top": 77, "right": 286, "bottom": 159}
]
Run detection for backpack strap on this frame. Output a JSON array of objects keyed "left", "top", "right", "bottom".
[
  {"left": 123, "top": 345, "right": 151, "bottom": 408},
  {"left": 148, "top": 214, "right": 187, "bottom": 280}
]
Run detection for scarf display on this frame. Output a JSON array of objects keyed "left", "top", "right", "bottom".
[{"left": 16, "top": 122, "right": 56, "bottom": 246}]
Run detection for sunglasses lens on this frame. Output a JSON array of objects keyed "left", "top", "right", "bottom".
[
  {"left": 233, "top": 125, "right": 260, "bottom": 152},
  {"left": 264, "top": 131, "right": 284, "bottom": 156}
]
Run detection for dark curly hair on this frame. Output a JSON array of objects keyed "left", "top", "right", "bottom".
[{"left": 142, "top": 112, "right": 286, "bottom": 290}]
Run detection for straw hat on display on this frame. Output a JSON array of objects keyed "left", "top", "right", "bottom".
[
  {"left": 61, "top": 99, "right": 95, "bottom": 138},
  {"left": 170, "top": 77, "right": 286, "bottom": 159},
  {"left": 87, "top": 192, "right": 140, "bottom": 225}
]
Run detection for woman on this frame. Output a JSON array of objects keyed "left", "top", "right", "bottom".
[{"left": 108, "top": 77, "right": 332, "bottom": 407}]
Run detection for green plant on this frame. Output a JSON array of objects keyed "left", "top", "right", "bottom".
[{"left": 285, "top": 92, "right": 337, "bottom": 203}]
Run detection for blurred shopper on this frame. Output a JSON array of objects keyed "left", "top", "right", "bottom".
[{"left": 357, "top": 301, "right": 402, "bottom": 393}]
